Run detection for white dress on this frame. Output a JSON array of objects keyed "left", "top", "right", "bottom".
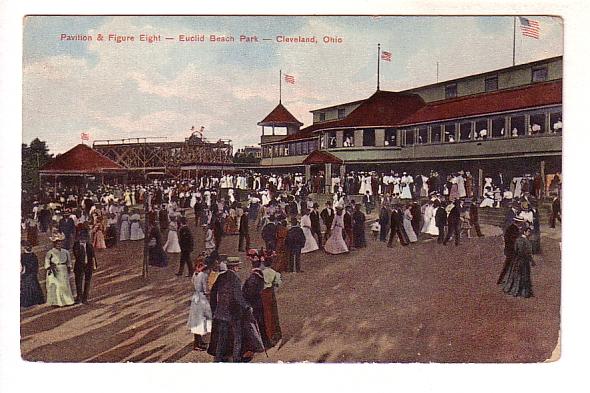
[
  {"left": 480, "top": 191, "right": 495, "bottom": 208},
  {"left": 400, "top": 175, "right": 413, "bottom": 199},
  {"left": 403, "top": 209, "right": 418, "bottom": 242},
  {"left": 164, "top": 222, "right": 181, "bottom": 253},
  {"left": 457, "top": 175, "right": 467, "bottom": 198},
  {"left": 187, "top": 271, "right": 213, "bottom": 335},
  {"left": 324, "top": 214, "right": 349, "bottom": 255},
  {"left": 426, "top": 207, "right": 440, "bottom": 236},
  {"left": 119, "top": 213, "right": 130, "bottom": 241},
  {"left": 301, "top": 215, "right": 319, "bottom": 254},
  {"left": 44, "top": 248, "right": 75, "bottom": 307},
  {"left": 129, "top": 213, "right": 145, "bottom": 240}
]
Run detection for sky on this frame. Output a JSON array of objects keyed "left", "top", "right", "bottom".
[{"left": 22, "top": 16, "right": 563, "bottom": 154}]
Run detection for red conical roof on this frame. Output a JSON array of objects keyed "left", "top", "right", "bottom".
[
  {"left": 40, "top": 144, "right": 124, "bottom": 174},
  {"left": 258, "top": 102, "right": 303, "bottom": 126}
]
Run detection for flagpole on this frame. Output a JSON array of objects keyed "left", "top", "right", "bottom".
[
  {"left": 512, "top": 16, "right": 516, "bottom": 66},
  {"left": 377, "top": 44, "right": 381, "bottom": 91},
  {"left": 279, "top": 69, "right": 282, "bottom": 103}
]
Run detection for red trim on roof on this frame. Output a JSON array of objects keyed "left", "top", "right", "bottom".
[
  {"left": 398, "top": 80, "right": 562, "bottom": 126},
  {"left": 40, "top": 144, "right": 124, "bottom": 174},
  {"left": 303, "top": 150, "right": 343, "bottom": 165},
  {"left": 258, "top": 103, "right": 303, "bottom": 126}
]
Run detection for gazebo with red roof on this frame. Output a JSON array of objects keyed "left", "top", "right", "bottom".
[
  {"left": 258, "top": 102, "right": 304, "bottom": 145},
  {"left": 39, "top": 144, "right": 127, "bottom": 189}
]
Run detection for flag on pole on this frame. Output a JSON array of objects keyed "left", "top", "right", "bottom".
[
  {"left": 81, "top": 132, "right": 90, "bottom": 141},
  {"left": 381, "top": 50, "right": 392, "bottom": 62},
  {"left": 284, "top": 74, "right": 295, "bottom": 84},
  {"left": 519, "top": 17, "right": 540, "bottom": 39}
]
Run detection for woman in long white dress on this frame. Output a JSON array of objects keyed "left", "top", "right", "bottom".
[
  {"left": 187, "top": 260, "right": 213, "bottom": 351},
  {"left": 164, "top": 220, "right": 182, "bottom": 253},
  {"left": 44, "top": 234, "right": 75, "bottom": 307},
  {"left": 129, "top": 211, "right": 145, "bottom": 240},
  {"left": 425, "top": 203, "right": 440, "bottom": 236},
  {"left": 403, "top": 206, "right": 418, "bottom": 243},
  {"left": 300, "top": 211, "right": 319, "bottom": 254},
  {"left": 119, "top": 211, "right": 130, "bottom": 241},
  {"left": 324, "top": 207, "right": 349, "bottom": 255}
]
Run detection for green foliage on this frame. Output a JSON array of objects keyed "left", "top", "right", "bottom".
[
  {"left": 22, "top": 138, "right": 53, "bottom": 197},
  {"left": 233, "top": 151, "right": 259, "bottom": 164}
]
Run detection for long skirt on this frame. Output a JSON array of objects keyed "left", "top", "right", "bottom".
[
  {"left": 149, "top": 246, "right": 168, "bottom": 267},
  {"left": 46, "top": 265, "right": 75, "bottom": 307},
  {"left": 105, "top": 224, "right": 118, "bottom": 248},
  {"left": 301, "top": 227, "right": 319, "bottom": 253},
  {"left": 261, "top": 288, "right": 282, "bottom": 348},
  {"left": 325, "top": 227, "right": 349, "bottom": 254},
  {"left": 27, "top": 226, "right": 39, "bottom": 247},
  {"left": 501, "top": 257, "right": 533, "bottom": 298},
  {"left": 274, "top": 249, "right": 289, "bottom": 273},
  {"left": 130, "top": 222, "right": 145, "bottom": 240},
  {"left": 207, "top": 313, "right": 265, "bottom": 361},
  {"left": 164, "top": 230, "right": 181, "bottom": 253},
  {"left": 120, "top": 221, "right": 130, "bottom": 241},
  {"left": 93, "top": 230, "right": 107, "bottom": 249},
  {"left": 353, "top": 225, "right": 366, "bottom": 248},
  {"left": 187, "top": 293, "right": 213, "bottom": 335},
  {"left": 403, "top": 218, "right": 418, "bottom": 242},
  {"left": 21, "top": 274, "right": 45, "bottom": 307}
]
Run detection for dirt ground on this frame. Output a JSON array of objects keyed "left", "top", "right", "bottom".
[{"left": 20, "top": 216, "right": 561, "bottom": 363}]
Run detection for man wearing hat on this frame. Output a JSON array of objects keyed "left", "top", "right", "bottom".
[
  {"left": 320, "top": 200, "right": 335, "bottom": 243},
  {"left": 443, "top": 199, "right": 463, "bottom": 246},
  {"left": 208, "top": 256, "right": 252, "bottom": 362},
  {"left": 285, "top": 218, "right": 306, "bottom": 273},
  {"left": 504, "top": 201, "right": 520, "bottom": 230},
  {"left": 309, "top": 202, "right": 322, "bottom": 249},
  {"left": 72, "top": 230, "right": 97, "bottom": 304}
]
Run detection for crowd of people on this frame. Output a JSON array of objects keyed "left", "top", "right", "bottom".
[{"left": 20, "top": 167, "right": 561, "bottom": 362}]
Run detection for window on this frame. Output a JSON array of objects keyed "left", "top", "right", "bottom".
[
  {"left": 343, "top": 130, "right": 355, "bottom": 147},
  {"left": 319, "top": 112, "right": 326, "bottom": 122},
  {"left": 475, "top": 120, "right": 488, "bottom": 139},
  {"left": 431, "top": 125, "right": 442, "bottom": 143},
  {"left": 337, "top": 108, "right": 346, "bottom": 119},
  {"left": 445, "top": 83, "right": 457, "bottom": 99},
  {"left": 485, "top": 76, "right": 498, "bottom": 92},
  {"left": 444, "top": 123, "right": 456, "bottom": 142},
  {"left": 284, "top": 145, "right": 289, "bottom": 156},
  {"left": 529, "top": 113, "right": 546, "bottom": 135},
  {"left": 417, "top": 126, "right": 428, "bottom": 144},
  {"left": 363, "top": 129, "right": 375, "bottom": 146},
  {"left": 403, "top": 129, "right": 415, "bottom": 146},
  {"left": 491, "top": 118, "right": 505, "bottom": 138},
  {"left": 460, "top": 122, "right": 472, "bottom": 141},
  {"left": 328, "top": 131, "right": 337, "bottom": 148},
  {"left": 550, "top": 112, "right": 562, "bottom": 133},
  {"left": 510, "top": 115, "right": 526, "bottom": 137},
  {"left": 385, "top": 128, "right": 396, "bottom": 146},
  {"left": 532, "top": 66, "right": 548, "bottom": 82},
  {"left": 301, "top": 141, "right": 309, "bottom": 155}
]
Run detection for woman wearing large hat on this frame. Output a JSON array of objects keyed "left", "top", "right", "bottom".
[
  {"left": 21, "top": 240, "right": 45, "bottom": 308},
  {"left": 44, "top": 232, "right": 75, "bottom": 307}
]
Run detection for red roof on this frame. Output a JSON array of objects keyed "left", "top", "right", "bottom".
[
  {"left": 398, "top": 80, "right": 562, "bottom": 125},
  {"left": 40, "top": 144, "right": 124, "bottom": 174},
  {"left": 258, "top": 102, "right": 303, "bottom": 126},
  {"left": 303, "top": 150, "right": 343, "bottom": 165}
]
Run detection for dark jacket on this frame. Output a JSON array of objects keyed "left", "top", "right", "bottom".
[
  {"left": 72, "top": 242, "right": 96, "bottom": 272},
  {"left": 261, "top": 222, "right": 277, "bottom": 243},
  {"left": 178, "top": 225, "right": 194, "bottom": 253},
  {"left": 343, "top": 212, "right": 353, "bottom": 230},
  {"left": 390, "top": 208, "right": 403, "bottom": 230},
  {"left": 310, "top": 210, "right": 321, "bottom": 232},
  {"left": 504, "top": 223, "right": 520, "bottom": 257},
  {"left": 469, "top": 203, "right": 479, "bottom": 222},
  {"left": 435, "top": 207, "right": 448, "bottom": 227},
  {"left": 504, "top": 208, "right": 518, "bottom": 230},
  {"left": 320, "top": 207, "right": 335, "bottom": 229},
  {"left": 379, "top": 208, "right": 390, "bottom": 227},
  {"left": 239, "top": 213, "right": 249, "bottom": 234},
  {"left": 285, "top": 226, "right": 306, "bottom": 251},
  {"left": 210, "top": 270, "right": 249, "bottom": 322},
  {"left": 447, "top": 205, "right": 461, "bottom": 226}
]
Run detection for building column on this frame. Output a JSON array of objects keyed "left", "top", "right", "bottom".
[
  {"left": 478, "top": 167, "right": 484, "bottom": 198},
  {"left": 336, "top": 130, "right": 344, "bottom": 148},
  {"left": 324, "top": 163, "right": 332, "bottom": 194},
  {"left": 305, "top": 164, "right": 311, "bottom": 183},
  {"left": 540, "top": 160, "right": 546, "bottom": 199},
  {"left": 375, "top": 128, "right": 385, "bottom": 147},
  {"left": 339, "top": 163, "right": 346, "bottom": 180},
  {"left": 354, "top": 129, "right": 363, "bottom": 147}
]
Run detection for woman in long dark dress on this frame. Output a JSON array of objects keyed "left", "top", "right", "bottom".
[
  {"left": 502, "top": 226, "right": 535, "bottom": 298},
  {"left": 20, "top": 241, "right": 45, "bottom": 308},
  {"left": 148, "top": 226, "right": 168, "bottom": 267},
  {"left": 530, "top": 206, "right": 542, "bottom": 254},
  {"left": 242, "top": 257, "right": 269, "bottom": 349}
]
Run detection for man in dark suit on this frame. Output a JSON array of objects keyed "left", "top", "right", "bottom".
[
  {"left": 177, "top": 218, "right": 194, "bottom": 277},
  {"left": 504, "top": 202, "right": 520, "bottom": 230},
  {"left": 469, "top": 201, "right": 484, "bottom": 237},
  {"left": 158, "top": 205, "right": 169, "bottom": 233},
  {"left": 285, "top": 218, "right": 306, "bottom": 273},
  {"left": 320, "top": 201, "right": 335, "bottom": 243},
  {"left": 549, "top": 195, "right": 561, "bottom": 228},
  {"left": 72, "top": 230, "right": 97, "bottom": 304},
  {"left": 388, "top": 205, "right": 409, "bottom": 247},
  {"left": 309, "top": 203, "right": 322, "bottom": 249},
  {"left": 434, "top": 201, "right": 448, "bottom": 244},
  {"left": 443, "top": 199, "right": 462, "bottom": 246},
  {"left": 238, "top": 207, "right": 250, "bottom": 252}
]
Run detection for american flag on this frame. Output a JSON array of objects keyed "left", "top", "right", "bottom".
[
  {"left": 284, "top": 74, "right": 295, "bottom": 84},
  {"left": 519, "top": 17, "right": 540, "bottom": 39},
  {"left": 80, "top": 132, "right": 90, "bottom": 141},
  {"left": 381, "top": 50, "right": 392, "bottom": 62}
]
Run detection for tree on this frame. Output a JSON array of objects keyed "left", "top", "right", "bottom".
[
  {"left": 22, "top": 138, "right": 53, "bottom": 198},
  {"left": 233, "top": 151, "right": 259, "bottom": 164}
]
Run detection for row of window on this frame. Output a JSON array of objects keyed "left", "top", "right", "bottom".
[
  {"left": 262, "top": 108, "right": 562, "bottom": 158},
  {"left": 444, "top": 66, "right": 549, "bottom": 99}
]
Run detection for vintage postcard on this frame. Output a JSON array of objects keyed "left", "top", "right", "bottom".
[{"left": 18, "top": 15, "right": 563, "bottom": 367}]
